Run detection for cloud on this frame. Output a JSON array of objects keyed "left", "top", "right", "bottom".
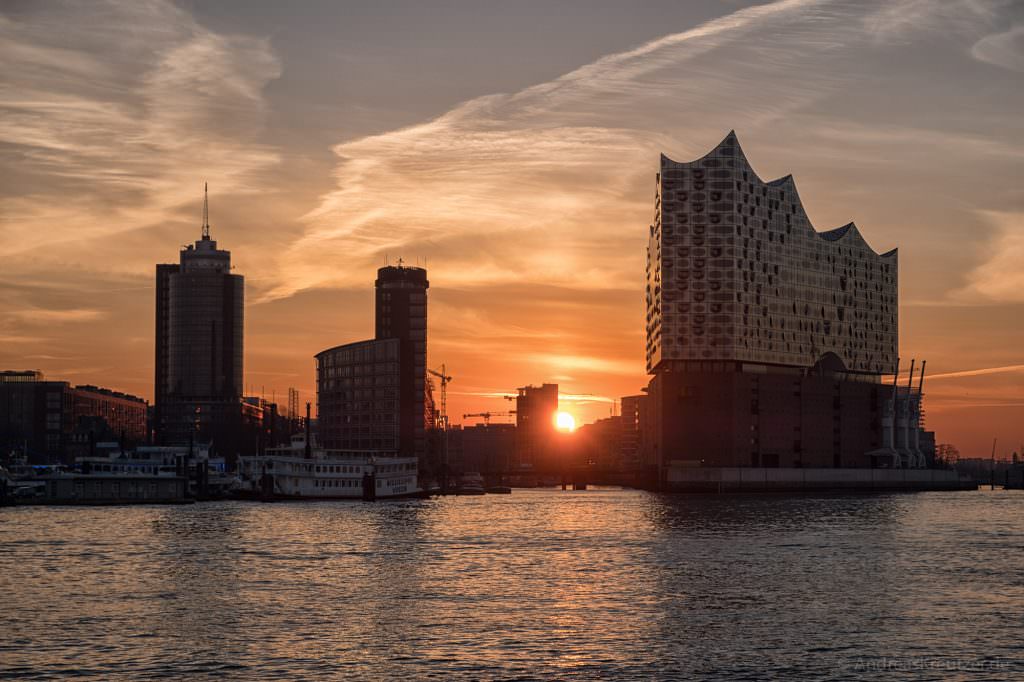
[
  {"left": 0, "top": 0, "right": 281, "bottom": 260},
  {"left": 925, "top": 364, "right": 1024, "bottom": 381},
  {"left": 526, "top": 353, "right": 641, "bottom": 377},
  {"left": 952, "top": 211, "right": 1024, "bottom": 302},
  {"left": 863, "top": 0, "right": 995, "bottom": 41},
  {"left": 274, "top": 0, "right": 895, "bottom": 300},
  {"left": 971, "top": 24, "right": 1024, "bottom": 72},
  {"left": 6, "top": 308, "right": 108, "bottom": 323},
  {"left": 269, "top": 0, "right": 1003, "bottom": 302},
  {"left": 559, "top": 393, "right": 617, "bottom": 405},
  {"left": 0, "top": 334, "right": 46, "bottom": 345}
]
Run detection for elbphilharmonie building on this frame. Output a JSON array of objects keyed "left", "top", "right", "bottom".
[
  {"left": 643, "top": 132, "right": 918, "bottom": 473},
  {"left": 646, "top": 131, "right": 897, "bottom": 375}
]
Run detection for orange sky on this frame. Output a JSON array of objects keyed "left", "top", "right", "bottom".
[{"left": 1, "top": 0, "right": 1022, "bottom": 457}]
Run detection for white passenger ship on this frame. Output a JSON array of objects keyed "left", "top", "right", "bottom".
[{"left": 237, "top": 434, "right": 423, "bottom": 500}]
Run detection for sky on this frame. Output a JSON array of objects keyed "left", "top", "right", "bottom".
[{"left": 1, "top": 0, "right": 1022, "bottom": 457}]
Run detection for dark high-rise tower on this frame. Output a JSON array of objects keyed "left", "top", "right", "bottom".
[
  {"left": 315, "top": 262, "right": 430, "bottom": 459},
  {"left": 375, "top": 263, "right": 429, "bottom": 458},
  {"left": 154, "top": 185, "right": 244, "bottom": 451},
  {"left": 514, "top": 383, "right": 559, "bottom": 469}
]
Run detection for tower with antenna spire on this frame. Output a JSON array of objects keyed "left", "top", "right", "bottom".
[{"left": 154, "top": 184, "right": 245, "bottom": 459}]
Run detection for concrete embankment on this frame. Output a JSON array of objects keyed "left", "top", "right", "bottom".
[{"left": 665, "top": 467, "right": 974, "bottom": 493}]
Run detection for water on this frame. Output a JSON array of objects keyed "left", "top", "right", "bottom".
[{"left": 1, "top": 489, "right": 1022, "bottom": 680}]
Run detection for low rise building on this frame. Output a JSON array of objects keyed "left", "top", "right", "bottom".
[{"left": 1, "top": 371, "right": 147, "bottom": 464}]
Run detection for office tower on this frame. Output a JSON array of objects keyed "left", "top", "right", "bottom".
[
  {"left": 644, "top": 132, "right": 900, "bottom": 472},
  {"left": 154, "top": 186, "right": 244, "bottom": 453},
  {"left": 619, "top": 394, "right": 648, "bottom": 470},
  {"left": 316, "top": 263, "right": 430, "bottom": 460},
  {"left": 375, "top": 263, "right": 429, "bottom": 458},
  {"left": 514, "top": 383, "right": 559, "bottom": 469}
]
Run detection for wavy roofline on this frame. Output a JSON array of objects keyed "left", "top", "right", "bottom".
[{"left": 661, "top": 131, "right": 897, "bottom": 259}]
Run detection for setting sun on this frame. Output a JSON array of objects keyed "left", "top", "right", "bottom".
[{"left": 555, "top": 411, "right": 576, "bottom": 432}]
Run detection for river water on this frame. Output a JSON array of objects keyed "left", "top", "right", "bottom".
[{"left": 1, "top": 488, "right": 1022, "bottom": 680}]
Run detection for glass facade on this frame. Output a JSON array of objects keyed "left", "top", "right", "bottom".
[{"left": 316, "top": 339, "right": 401, "bottom": 452}]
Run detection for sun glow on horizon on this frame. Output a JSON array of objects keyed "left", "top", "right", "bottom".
[{"left": 555, "top": 411, "right": 576, "bottom": 432}]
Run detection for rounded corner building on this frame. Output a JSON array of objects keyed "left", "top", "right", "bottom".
[
  {"left": 644, "top": 131, "right": 899, "bottom": 471},
  {"left": 316, "top": 264, "right": 430, "bottom": 459}
]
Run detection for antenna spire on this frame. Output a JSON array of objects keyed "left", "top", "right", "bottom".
[{"left": 202, "top": 182, "right": 210, "bottom": 239}]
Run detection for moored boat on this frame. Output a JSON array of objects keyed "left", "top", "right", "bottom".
[{"left": 236, "top": 434, "right": 423, "bottom": 501}]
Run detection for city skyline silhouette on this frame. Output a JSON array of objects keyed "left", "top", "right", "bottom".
[{"left": 1, "top": 0, "right": 1022, "bottom": 457}]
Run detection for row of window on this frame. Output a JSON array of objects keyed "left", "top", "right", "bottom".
[
  {"left": 315, "top": 464, "right": 364, "bottom": 474},
  {"left": 316, "top": 479, "right": 360, "bottom": 488}
]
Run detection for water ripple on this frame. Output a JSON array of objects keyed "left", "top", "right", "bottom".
[{"left": 1, "top": 489, "right": 1022, "bottom": 680}]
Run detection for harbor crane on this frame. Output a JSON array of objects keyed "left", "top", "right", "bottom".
[{"left": 463, "top": 411, "right": 516, "bottom": 426}]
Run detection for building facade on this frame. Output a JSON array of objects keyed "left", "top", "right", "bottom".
[
  {"left": 315, "top": 265, "right": 432, "bottom": 460},
  {"left": 316, "top": 338, "right": 401, "bottom": 452},
  {"left": 514, "top": 383, "right": 559, "bottom": 470},
  {"left": 375, "top": 264, "right": 429, "bottom": 458},
  {"left": 154, "top": 190, "right": 245, "bottom": 455},
  {"left": 69, "top": 385, "right": 148, "bottom": 443},
  {"left": 1, "top": 371, "right": 147, "bottom": 463},
  {"left": 646, "top": 131, "right": 897, "bottom": 374},
  {"left": 619, "top": 394, "right": 648, "bottom": 470},
  {"left": 447, "top": 423, "right": 517, "bottom": 476},
  {"left": 644, "top": 132, "right": 900, "bottom": 473}
]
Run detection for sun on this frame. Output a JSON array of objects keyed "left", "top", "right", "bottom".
[{"left": 555, "top": 411, "right": 576, "bottom": 432}]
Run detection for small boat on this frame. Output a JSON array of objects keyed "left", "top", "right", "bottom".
[
  {"left": 457, "top": 472, "right": 486, "bottom": 495},
  {"left": 485, "top": 485, "right": 512, "bottom": 494}
]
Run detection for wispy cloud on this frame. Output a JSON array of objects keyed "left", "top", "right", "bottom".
[
  {"left": 0, "top": 334, "right": 46, "bottom": 345},
  {"left": 925, "top": 364, "right": 1024, "bottom": 381},
  {"left": 952, "top": 211, "right": 1024, "bottom": 303},
  {"left": 273, "top": 0, "right": 892, "bottom": 300},
  {"left": 6, "top": 308, "right": 108, "bottom": 324},
  {"left": 971, "top": 24, "right": 1024, "bottom": 72},
  {"left": 526, "top": 353, "right": 641, "bottom": 377},
  {"left": 0, "top": 0, "right": 281, "bottom": 260},
  {"left": 863, "top": 0, "right": 994, "bottom": 41},
  {"left": 559, "top": 393, "right": 617, "bottom": 405},
  {"left": 271, "top": 0, "right": 1003, "bottom": 303}
]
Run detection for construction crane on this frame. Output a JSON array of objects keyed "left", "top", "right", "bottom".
[
  {"left": 427, "top": 364, "right": 452, "bottom": 430},
  {"left": 427, "top": 364, "right": 453, "bottom": 493},
  {"left": 463, "top": 411, "right": 516, "bottom": 426}
]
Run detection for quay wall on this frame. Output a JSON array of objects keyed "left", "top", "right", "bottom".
[{"left": 665, "top": 466, "right": 973, "bottom": 492}]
